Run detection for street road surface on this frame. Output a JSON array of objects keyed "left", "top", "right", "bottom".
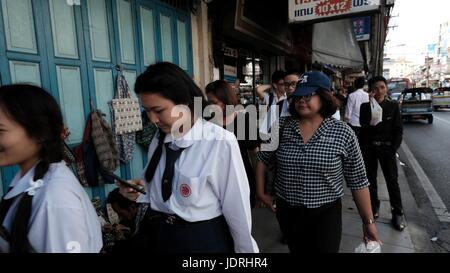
[{"left": 403, "top": 110, "right": 450, "bottom": 213}]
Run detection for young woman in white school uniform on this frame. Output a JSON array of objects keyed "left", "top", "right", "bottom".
[
  {"left": 118, "top": 62, "right": 258, "bottom": 253},
  {"left": 0, "top": 84, "right": 102, "bottom": 253}
]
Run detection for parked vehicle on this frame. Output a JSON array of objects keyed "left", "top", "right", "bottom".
[
  {"left": 432, "top": 87, "right": 450, "bottom": 110},
  {"left": 399, "top": 88, "right": 433, "bottom": 124},
  {"left": 387, "top": 78, "right": 412, "bottom": 94},
  {"left": 389, "top": 92, "right": 402, "bottom": 101}
]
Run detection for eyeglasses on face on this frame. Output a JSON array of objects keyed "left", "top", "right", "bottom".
[
  {"left": 293, "top": 92, "right": 316, "bottom": 103},
  {"left": 284, "top": 81, "right": 298, "bottom": 88}
]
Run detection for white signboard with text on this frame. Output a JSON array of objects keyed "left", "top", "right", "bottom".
[{"left": 289, "top": 0, "right": 381, "bottom": 23}]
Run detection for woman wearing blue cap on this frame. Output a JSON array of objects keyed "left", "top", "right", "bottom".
[{"left": 255, "top": 71, "right": 380, "bottom": 253}]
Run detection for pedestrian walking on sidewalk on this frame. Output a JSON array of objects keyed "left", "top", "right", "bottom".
[
  {"left": 345, "top": 77, "right": 369, "bottom": 138},
  {"left": 277, "top": 69, "right": 302, "bottom": 119},
  {"left": 205, "top": 80, "right": 259, "bottom": 208},
  {"left": 258, "top": 70, "right": 287, "bottom": 136},
  {"left": 255, "top": 71, "right": 379, "bottom": 253},
  {"left": 359, "top": 76, "right": 405, "bottom": 231},
  {"left": 118, "top": 62, "right": 258, "bottom": 253},
  {"left": 256, "top": 70, "right": 287, "bottom": 109},
  {"left": 0, "top": 84, "right": 102, "bottom": 253},
  {"left": 260, "top": 69, "right": 301, "bottom": 134}
]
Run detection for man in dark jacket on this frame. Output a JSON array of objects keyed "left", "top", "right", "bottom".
[{"left": 359, "top": 76, "right": 405, "bottom": 231}]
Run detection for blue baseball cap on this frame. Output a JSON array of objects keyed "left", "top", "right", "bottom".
[{"left": 290, "top": 71, "right": 331, "bottom": 97}]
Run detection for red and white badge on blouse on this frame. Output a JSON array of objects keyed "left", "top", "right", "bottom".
[{"left": 180, "top": 184, "right": 191, "bottom": 197}]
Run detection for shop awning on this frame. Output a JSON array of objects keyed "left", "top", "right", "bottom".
[{"left": 312, "top": 19, "right": 364, "bottom": 69}]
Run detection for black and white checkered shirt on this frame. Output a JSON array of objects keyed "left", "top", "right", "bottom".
[{"left": 257, "top": 117, "right": 369, "bottom": 208}]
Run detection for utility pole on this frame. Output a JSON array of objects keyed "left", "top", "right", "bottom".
[
  {"left": 438, "top": 23, "right": 443, "bottom": 87},
  {"left": 377, "top": 0, "right": 390, "bottom": 76},
  {"left": 426, "top": 53, "right": 430, "bottom": 88}
]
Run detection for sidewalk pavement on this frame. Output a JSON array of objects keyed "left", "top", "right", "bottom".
[{"left": 251, "top": 155, "right": 433, "bottom": 253}]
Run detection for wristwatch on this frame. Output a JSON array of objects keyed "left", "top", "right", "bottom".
[{"left": 363, "top": 218, "right": 376, "bottom": 225}]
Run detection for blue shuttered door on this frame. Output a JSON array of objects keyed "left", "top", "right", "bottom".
[
  {"left": 0, "top": 0, "right": 193, "bottom": 199},
  {"left": 112, "top": 0, "right": 141, "bottom": 197},
  {"left": 83, "top": 0, "right": 118, "bottom": 199},
  {"left": 0, "top": 0, "right": 47, "bottom": 193}
]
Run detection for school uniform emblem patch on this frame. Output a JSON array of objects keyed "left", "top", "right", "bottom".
[{"left": 180, "top": 184, "right": 191, "bottom": 197}]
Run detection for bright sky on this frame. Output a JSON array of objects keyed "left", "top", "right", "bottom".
[{"left": 385, "top": 0, "right": 450, "bottom": 65}]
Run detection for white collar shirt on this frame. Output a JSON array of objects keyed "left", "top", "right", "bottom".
[
  {"left": 345, "top": 88, "right": 369, "bottom": 127},
  {"left": 1, "top": 162, "right": 102, "bottom": 253},
  {"left": 332, "top": 109, "right": 341, "bottom": 120},
  {"left": 263, "top": 91, "right": 286, "bottom": 106},
  {"left": 259, "top": 99, "right": 291, "bottom": 135},
  {"left": 280, "top": 99, "right": 291, "bottom": 118},
  {"left": 138, "top": 119, "right": 259, "bottom": 253}
]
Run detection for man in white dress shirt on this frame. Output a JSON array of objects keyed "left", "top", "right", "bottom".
[
  {"left": 345, "top": 77, "right": 369, "bottom": 138},
  {"left": 259, "top": 69, "right": 302, "bottom": 134}
]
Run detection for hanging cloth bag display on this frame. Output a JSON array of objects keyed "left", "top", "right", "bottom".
[
  {"left": 110, "top": 70, "right": 141, "bottom": 162},
  {"left": 110, "top": 71, "right": 143, "bottom": 134},
  {"left": 136, "top": 110, "right": 157, "bottom": 149},
  {"left": 91, "top": 109, "right": 120, "bottom": 172},
  {"left": 73, "top": 114, "right": 101, "bottom": 187}
]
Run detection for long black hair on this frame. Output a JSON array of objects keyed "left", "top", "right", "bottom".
[
  {"left": 205, "top": 80, "right": 238, "bottom": 106},
  {"left": 135, "top": 63, "right": 211, "bottom": 183},
  {"left": 0, "top": 84, "right": 64, "bottom": 252},
  {"left": 134, "top": 62, "right": 209, "bottom": 114}
]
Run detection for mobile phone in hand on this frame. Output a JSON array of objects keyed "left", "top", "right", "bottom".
[{"left": 100, "top": 169, "right": 146, "bottom": 195}]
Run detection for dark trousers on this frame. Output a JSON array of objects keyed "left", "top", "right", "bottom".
[
  {"left": 348, "top": 124, "right": 363, "bottom": 146},
  {"left": 348, "top": 124, "right": 361, "bottom": 138},
  {"left": 362, "top": 144, "right": 404, "bottom": 216},
  {"left": 276, "top": 198, "right": 342, "bottom": 253},
  {"left": 127, "top": 210, "right": 234, "bottom": 253}
]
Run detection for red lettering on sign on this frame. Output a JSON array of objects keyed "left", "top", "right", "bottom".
[{"left": 315, "top": 0, "right": 351, "bottom": 17}]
